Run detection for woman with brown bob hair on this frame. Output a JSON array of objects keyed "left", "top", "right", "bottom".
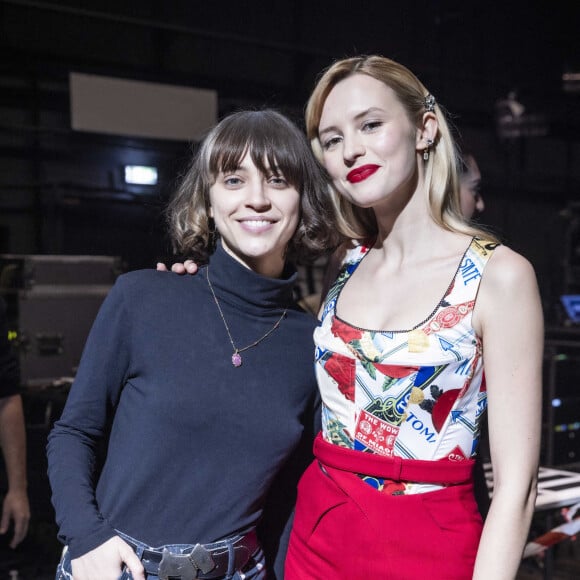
[
  {"left": 284, "top": 55, "right": 543, "bottom": 579},
  {"left": 47, "top": 109, "right": 342, "bottom": 580}
]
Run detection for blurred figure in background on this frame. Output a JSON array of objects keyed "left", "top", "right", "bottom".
[
  {"left": 458, "top": 148, "right": 491, "bottom": 521},
  {"left": 0, "top": 296, "right": 30, "bottom": 549},
  {"left": 459, "top": 152, "right": 485, "bottom": 220}
]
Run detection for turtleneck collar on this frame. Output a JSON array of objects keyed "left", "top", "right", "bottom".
[{"left": 204, "top": 242, "right": 297, "bottom": 314}]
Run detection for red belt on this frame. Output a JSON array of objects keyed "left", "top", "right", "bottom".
[{"left": 314, "top": 432, "right": 474, "bottom": 485}]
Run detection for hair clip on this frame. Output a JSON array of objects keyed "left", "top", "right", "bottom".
[{"left": 425, "top": 94, "right": 436, "bottom": 112}]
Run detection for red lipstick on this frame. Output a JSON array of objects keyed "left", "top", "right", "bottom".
[{"left": 346, "top": 164, "right": 379, "bottom": 183}]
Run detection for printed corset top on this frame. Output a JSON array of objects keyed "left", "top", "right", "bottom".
[{"left": 314, "top": 238, "right": 498, "bottom": 492}]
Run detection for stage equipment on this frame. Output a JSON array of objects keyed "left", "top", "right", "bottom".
[{"left": 0, "top": 254, "right": 122, "bottom": 387}]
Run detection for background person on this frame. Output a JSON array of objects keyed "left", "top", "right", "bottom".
[
  {"left": 459, "top": 151, "right": 485, "bottom": 219},
  {"left": 0, "top": 296, "right": 30, "bottom": 550},
  {"left": 458, "top": 147, "right": 492, "bottom": 521}
]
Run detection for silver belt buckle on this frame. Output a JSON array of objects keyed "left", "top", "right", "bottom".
[{"left": 158, "top": 544, "right": 215, "bottom": 580}]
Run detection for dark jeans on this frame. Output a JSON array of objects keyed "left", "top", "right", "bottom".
[{"left": 56, "top": 532, "right": 267, "bottom": 580}]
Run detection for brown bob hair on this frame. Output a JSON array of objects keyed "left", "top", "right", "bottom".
[{"left": 166, "top": 109, "right": 343, "bottom": 265}]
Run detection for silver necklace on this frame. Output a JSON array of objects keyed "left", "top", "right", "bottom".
[{"left": 206, "top": 267, "right": 287, "bottom": 367}]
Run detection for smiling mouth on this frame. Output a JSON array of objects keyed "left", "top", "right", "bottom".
[
  {"left": 346, "top": 165, "right": 379, "bottom": 183},
  {"left": 239, "top": 219, "right": 276, "bottom": 232},
  {"left": 241, "top": 219, "right": 274, "bottom": 226}
]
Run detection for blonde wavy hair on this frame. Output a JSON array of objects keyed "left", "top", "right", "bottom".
[{"left": 305, "top": 55, "right": 498, "bottom": 243}]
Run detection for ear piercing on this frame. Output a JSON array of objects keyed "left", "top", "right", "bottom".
[{"left": 423, "top": 138, "right": 434, "bottom": 161}]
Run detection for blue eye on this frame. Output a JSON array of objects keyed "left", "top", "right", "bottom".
[{"left": 362, "top": 121, "right": 382, "bottom": 131}]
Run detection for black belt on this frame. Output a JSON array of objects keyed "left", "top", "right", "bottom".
[{"left": 125, "top": 530, "right": 259, "bottom": 580}]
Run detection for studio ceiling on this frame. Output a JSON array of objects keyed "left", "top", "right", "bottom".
[{"left": 1, "top": 0, "right": 578, "bottom": 133}]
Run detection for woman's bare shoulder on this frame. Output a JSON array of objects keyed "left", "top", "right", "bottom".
[
  {"left": 472, "top": 244, "right": 541, "bottom": 335},
  {"left": 484, "top": 244, "right": 537, "bottom": 292}
]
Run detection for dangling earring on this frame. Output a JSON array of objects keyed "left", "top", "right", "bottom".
[{"left": 423, "top": 138, "right": 434, "bottom": 161}]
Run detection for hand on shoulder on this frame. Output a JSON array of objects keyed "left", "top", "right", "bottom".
[{"left": 156, "top": 260, "right": 199, "bottom": 275}]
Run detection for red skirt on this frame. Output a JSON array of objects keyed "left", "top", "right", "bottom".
[{"left": 285, "top": 434, "right": 483, "bottom": 580}]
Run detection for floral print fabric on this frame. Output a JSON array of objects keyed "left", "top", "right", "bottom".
[{"left": 315, "top": 238, "right": 498, "bottom": 494}]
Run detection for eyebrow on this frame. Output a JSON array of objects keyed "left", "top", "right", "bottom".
[
  {"left": 220, "top": 165, "right": 246, "bottom": 173},
  {"left": 318, "top": 107, "right": 385, "bottom": 137}
]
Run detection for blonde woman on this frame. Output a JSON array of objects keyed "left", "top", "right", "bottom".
[{"left": 285, "top": 56, "right": 542, "bottom": 580}]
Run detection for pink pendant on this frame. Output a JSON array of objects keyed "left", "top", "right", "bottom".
[{"left": 232, "top": 352, "right": 242, "bottom": 367}]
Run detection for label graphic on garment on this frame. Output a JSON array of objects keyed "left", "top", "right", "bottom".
[
  {"left": 447, "top": 445, "right": 467, "bottom": 461},
  {"left": 460, "top": 257, "right": 481, "bottom": 285},
  {"left": 354, "top": 410, "right": 399, "bottom": 456}
]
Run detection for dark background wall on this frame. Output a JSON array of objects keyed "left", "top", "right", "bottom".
[{"left": 0, "top": 1, "right": 579, "bottom": 323}]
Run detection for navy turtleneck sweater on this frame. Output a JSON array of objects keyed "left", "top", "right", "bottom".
[{"left": 47, "top": 244, "right": 319, "bottom": 560}]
